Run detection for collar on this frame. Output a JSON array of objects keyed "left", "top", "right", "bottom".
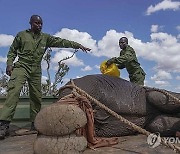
[{"left": 26, "top": 29, "right": 42, "bottom": 36}]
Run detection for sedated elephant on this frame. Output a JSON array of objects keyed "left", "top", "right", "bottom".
[{"left": 58, "top": 74, "right": 180, "bottom": 137}]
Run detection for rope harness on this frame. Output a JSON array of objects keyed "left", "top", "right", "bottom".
[{"left": 59, "top": 79, "right": 180, "bottom": 153}]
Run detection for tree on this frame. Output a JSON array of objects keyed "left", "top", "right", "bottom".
[
  {"left": 43, "top": 48, "right": 78, "bottom": 96},
  {"left": 0, "top": 68, "right": 8, "bottom": 96},
  {"left": 0, "top": 49, "right": 78, "bottom": 96}
]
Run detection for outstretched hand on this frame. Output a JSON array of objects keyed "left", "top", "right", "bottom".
[{"left": 79, "top": 45, "right": 91, "bottom": 53}]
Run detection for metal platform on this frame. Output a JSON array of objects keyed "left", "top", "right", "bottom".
[{"left": 0, "top": 96, "right": 57, "bottom": 127}]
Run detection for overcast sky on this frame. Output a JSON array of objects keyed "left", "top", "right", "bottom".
[{"left": 0, "top": 0, "right": 180, "bottom": 92}]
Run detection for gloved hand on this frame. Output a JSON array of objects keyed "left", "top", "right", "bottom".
[{"left": 106, "top": 57, "right": 116, "bottom": 67}]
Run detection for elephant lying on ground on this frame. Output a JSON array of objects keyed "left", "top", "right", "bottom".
[{"left": 58, "top": 74, "right": 180, "bottom": 137}]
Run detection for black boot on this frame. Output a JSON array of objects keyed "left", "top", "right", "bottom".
[{"left": 0, "top": 120, "right": 10, "bottom": 140}]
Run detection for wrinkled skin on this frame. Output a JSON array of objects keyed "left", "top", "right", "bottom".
[{"left": 59, "top": 74, "right": 180, "bottom": 137}]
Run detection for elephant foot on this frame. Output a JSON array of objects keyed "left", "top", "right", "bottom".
[
  {"left": 34, "top": 134, "right": 87, "bottom": 154},
  {"left": 34, "top": 103, "right": 87, "bottom": 136}
]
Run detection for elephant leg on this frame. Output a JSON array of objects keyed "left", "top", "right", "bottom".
[
  {"left": 146, "top": 91, "right": 180, "bottom": 114},
  {"left": 146, "top": 115, "right": 180, "bottom": 137}
]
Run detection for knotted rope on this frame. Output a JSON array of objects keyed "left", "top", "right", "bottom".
[{"left": 59, "top": 79, "right": 180, "bottom": 153}]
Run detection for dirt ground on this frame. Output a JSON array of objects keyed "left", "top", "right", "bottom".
[{"left": 0, "top": 130, "right": 179, "bottom": 154}]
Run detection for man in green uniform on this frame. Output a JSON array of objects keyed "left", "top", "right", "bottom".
[
  {"left": 0, "top": 15, "right": 91, "bottom": 139},
  {"left": 106, "top": 37, "right": 146, "bottom": 85}
]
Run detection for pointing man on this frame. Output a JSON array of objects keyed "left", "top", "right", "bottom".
[{"left": 0, "top": 15, "right": 91, "bottom": 139}]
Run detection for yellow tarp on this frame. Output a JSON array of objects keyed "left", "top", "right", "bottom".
[{"left": 100, "top": 60, "right": 120, "bottom": 77}]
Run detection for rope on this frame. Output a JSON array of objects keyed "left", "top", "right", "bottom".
[
  {"left": 59, "top": 80, "right": 180, "bottom": 153},
  {"left": 143, "top": 86, "right": 180, "bottom": 104},
  {"left": 59, "top": 93, "right": 73, "bottom": 100}
]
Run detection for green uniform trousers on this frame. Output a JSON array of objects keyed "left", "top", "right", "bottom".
[
  {"left": 129, "top": 69, "right": 145, "bottom": 85},
  {"left": 0, "top": 64, "right": 42, "bottom": 122}
]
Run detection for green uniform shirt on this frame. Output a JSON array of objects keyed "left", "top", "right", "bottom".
[
  {"left": 114, "top": 45, "right": 146, "bottom": 77},
  {"left": 7, "top": 29, "right": 82, "bottom": 66}
]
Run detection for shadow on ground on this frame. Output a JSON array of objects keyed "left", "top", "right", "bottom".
[{"left": 0, "top": 125, "right": 178, "bottom": 154}]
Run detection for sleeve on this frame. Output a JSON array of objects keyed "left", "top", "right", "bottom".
[
  {"left": 117, "top": 64, "right": 125, "bottom": 69},
  {"left": 114, "top": 49, "right": 134, "bottom": 68},
  {"left": 6, "top": 34, "right": 21, "bottom": 66},
  {"left": 46, "top": 35, "right": 81, "bottom": 49}
]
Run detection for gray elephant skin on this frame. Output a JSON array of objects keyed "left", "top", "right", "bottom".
[{"left": 58, "top": 74, "right": 180, "bottom": 137}]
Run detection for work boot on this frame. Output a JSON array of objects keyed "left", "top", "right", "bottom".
[{"left": 0, "top": 120, "right": 10, "bottom": 140}]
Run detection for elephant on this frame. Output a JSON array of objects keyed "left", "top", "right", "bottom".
[{"left": 58, "top": 74, "right": 180, "bottom": 137}]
